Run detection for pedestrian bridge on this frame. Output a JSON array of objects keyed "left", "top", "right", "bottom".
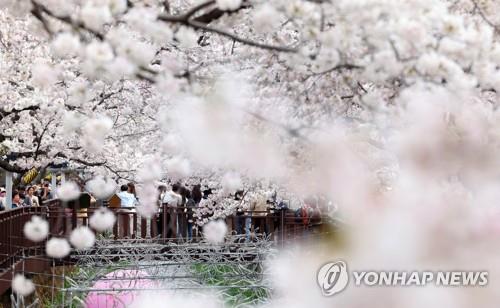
[{"left": 0, "top": 200, "right": 333, "bottom": 304}]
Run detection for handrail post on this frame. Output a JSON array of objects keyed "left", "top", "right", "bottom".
[
  {"left": 5, "top": 171, "right": 12, "bottom": 210},
  {"left": 51, "top": 172, "right": 57, "bottom": 195},
  {"left": 280, "top": 208, "right": 285, "bottom": 248},
  {"left": 162, "top": 203, "right": 168, "bottom": 239},
  {"left": 266, "top": 209, "right": 272, "bottom": 238},
  {"left": 171, "top": 206, "right": 177, "bottom": 240}
]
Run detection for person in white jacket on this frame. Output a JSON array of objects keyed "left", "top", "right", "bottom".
[
  {"left": 162, "top": 183, "right": 182, "bottom": 207},
  {"left": 117, "top": 185, "right": 137, "bottom": 207},
  {"left": 160, "top": 183, "right": 183, "bottom": 237}
]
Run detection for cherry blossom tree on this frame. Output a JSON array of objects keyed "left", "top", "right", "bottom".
[{"left": 3, "top": 0, "right": 500, "bottom": 305}]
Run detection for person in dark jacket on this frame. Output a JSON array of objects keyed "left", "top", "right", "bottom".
[
  {"left": 185, "top": 189, "right": 196, "bottom": 240},
  {"left": 11, "top": 191, "right": 23, "bottom": 209}
]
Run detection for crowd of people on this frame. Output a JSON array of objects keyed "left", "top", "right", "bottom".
[
  {"left": 112, "top": 182, "right": 206, "bottom": 239},
  {"left": 156, "top": 183, "right": 203, "bottom": 239},
  {"left": 0, "top": 178, "right": 328, "bottom": 240},
  {"left": 0, "top": 182, "right": 54, "bottom": 211},
  {"left": 155, "top": 183, "right": 326, "bottom": 240},
  {"left": 112, "top": 181, "right": 326, "bottom": 240}
]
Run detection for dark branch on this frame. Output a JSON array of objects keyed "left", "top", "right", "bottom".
[
  {"left": 34, "top": 119, "right": 54, "bottom": 160},
  {"left": 310, "top": 63, "right": 364, "bottom": 76},
  {"left": 0, "top": 105, "right": 39, "bottom": 119},
  {"left": 194, "top": 2, "right": 250, "bottom": 23},
  {"left": 157, "top": 1, "right": 297, "bottom": 53},
  {"left": 184, "top": 0, "right": 216, "bottom": 19},
  {"left": 31, "top": 0, "right": 104, "bottom": 39},
  {"left": 471, "top": 0, "right": 500, "bottom": 33},
  {"left": 0, "top": 160, "right": 28, "bottom": 173},
  {"left": 92, "top": 86, "right": 125, "bottom": 111},
  {"left": 187, "top": 19, "right": 297, "bottom": 53}
]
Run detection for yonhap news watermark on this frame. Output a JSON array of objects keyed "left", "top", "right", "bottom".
[{"left": 317, "top": 261, "right": 489, "bottom": 297}]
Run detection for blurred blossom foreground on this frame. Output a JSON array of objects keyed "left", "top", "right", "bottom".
[{"left": 1, "top": 0, "right": 500, "bottom": 307}]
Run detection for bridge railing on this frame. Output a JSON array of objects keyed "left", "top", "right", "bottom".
[
  {"left": 0, "top": 202, "right": 333, "bottom": 294},
  {"left": 0, "top": 206, "right": 47, "bottom": 268},
  {"left": 0, "top": 206, "right": 50, "bottom": 294},
  {"left": 45, "top": 201, "right": 332, "bottom": 244}
]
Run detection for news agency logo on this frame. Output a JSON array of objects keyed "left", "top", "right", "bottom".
[
  {"left": 317, "top": 260, "right": 489, "bottom": 297},
  {"left": 317, "top": 261, "right": 349, "bottom": 296}
]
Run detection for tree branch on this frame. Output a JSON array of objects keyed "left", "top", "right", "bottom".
[
  {"left": 0, "top": 160, "right": 27, "bottom": 173},
  {"left": 194, "top": 3, "right": 250, "bottom": 24},
  {"left": 92, "top": 86, "right": 125, "bottom": 111},
  {"left": 157, "top": 1, "right": 297, "bottom": 53},
  {"left": 471, "top": 0, "right": 500, "bottom": 33},
  {"left": 34, "top": 119, "right": 54, "bottom": 160},
  {"left": 31, "top": 0, "right": 104, "bottom": 39},
  {"left": 184, "top": 0, "right": 216, "bottom": 19},
  {"left": 187, "top": 19, "right": 297, "bottom": 53},
  {"left": 310, "top": 63, "right": 364, "bottom": 76},
  {"left": 0, "top": 105, "right": 39, "bottom": 120}
]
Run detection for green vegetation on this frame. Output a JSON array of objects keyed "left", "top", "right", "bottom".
[
  {"left": 191, "top": 263, "right": 270, "bottom": 307},
  {"left": 32, "top": 266, "right": 84, "bottom": 308}
]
